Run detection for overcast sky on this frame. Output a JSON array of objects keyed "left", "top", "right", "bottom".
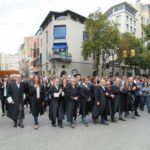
[{"left": 0, "top": 0, "right": 149, "bottom": 54}]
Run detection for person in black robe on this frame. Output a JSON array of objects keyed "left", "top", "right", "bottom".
[
  {"left": 28, "top": 75, "right": 44, "bottom": 130},
  {"left": 66, "top": 78, "right": 79, "bottom": 128},
  {"left": 111, "top": 78, "right": 126, "bottom": 121},
  {"left": 41, "top": 78, "right": 49, "bottom": 112},
  {"left": 7, "top": 74, "right": 25, "bottom": 128},
  {"left": 93, "top": 78, "right": 109, "bottom": 125},
  {"left": 49, "top": 78, "right": 64, "bottom": 128},
  {"left": 0, "top": 75, "right": 9, "bottom": 116},
  {"left": 105, "top": 80, "right": 116, "bottom": 122},
  {"left": 79, "top": 77, "right": 91, "bottom": 126}
]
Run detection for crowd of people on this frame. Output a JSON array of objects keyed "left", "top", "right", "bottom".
[{"left": 0, "top": 73, "right": 150, "bottom": 130}]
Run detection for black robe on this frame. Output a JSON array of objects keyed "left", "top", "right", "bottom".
[
  {"left": 49, "top": 85, "right": 64, "bottom": 121},
  {"left": 66, "top": 85, "right": 79, "bottom": 122},
  {"left": 28, "top": 84, "right": 44, "bottom": 117},
  {"left": 7, "top": 81, "right": 25, "bottom": 120},
  {"left": 92, "top": 85, "right": 107, "bottom": 118},
  {"left": 79, "top": 84, "right": 91, "bottom": 117}
]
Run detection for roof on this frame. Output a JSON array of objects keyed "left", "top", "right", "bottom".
[
  {"left": 40, "top": 9, "right": 86, "bottom": 29},
  {"left": 105, "top": 1, "right": 138, "bottom": 15}
]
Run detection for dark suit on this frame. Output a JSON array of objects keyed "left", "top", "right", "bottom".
[
  {"left": 79, "top": 84, "right": 91, "bottom": 118},
  {"left": 49, "top": 85, "right": 64, "bottom": 125},
  {"left": 7, "top": 81, "right": 25, "bottom": 122},
  {"left": 0, "top": 82, "right": 9, "bottom": 114},
  {"left": 93, "top": 85, "right": 107, "bottom": 122},
  {"left": 66, "top": 85, "right": 79, "bottom": 123}
]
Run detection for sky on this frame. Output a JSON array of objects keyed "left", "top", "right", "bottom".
[{"left": 0, "top": 0, "right": 149, "bottom": 54}]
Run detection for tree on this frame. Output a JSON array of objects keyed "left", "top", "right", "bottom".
[
  {"left": 117, "top": 32, "right": 145, "bottom": 69},
  {"left": 143, "top": 24, "right": 150, "bottom": 50},
  {"left": 82, "top": 10, "right": 120, "bottom": 76}
]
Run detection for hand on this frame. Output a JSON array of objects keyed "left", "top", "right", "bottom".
[
  {"left": 74, "top": 97, "right": 78, "bottom": 100},
  {"left": 88, "top": 98, "right": 91, "bottom": 102},
  {"left": 110, "top": 94, "right": 115, "bottom": 99},
  {"left": 11, "top": 101, "right": 14, "bottom": 104},
  {"left": 105, "top": 92, "right": 109, "bottom": 96},
  {"left": 97, "top": 102, "right": 100, "bottom": 106}
]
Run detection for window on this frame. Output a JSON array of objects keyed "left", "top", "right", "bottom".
[
  {"left": 126, "top": 24, "right": 129, "bottom": 31},
  {"left": 126, "top": 15, "right": 128, "bottom": 22},
  {"left": 40, "top": 39, "right": 42, "bottom": 47},
  {"left": 46, "top": 31, "right": 48, "bottom": 43},
  {"left": 130, "top": 18, "right": 132, "bottom": 25},
  {"left": 54, "top": 25, "right": 66, "bottom": 39},
  {"left": 130, "top": 26, "right": 132, "bottom": 32},
  {"left": 134, "top": 28, "right": 136, "bottom": 34},
  {"left": 114, "top": 5, "right": 124, "bottom": 12},
  {"left": 116, "top": 15, "right": 121, "bottom": 24},
  {"left": 134, "top": 21, "right": 136, "bottom": 26},
  {"left": 83, "top": 31, "right": 87, "bottom": 41}
]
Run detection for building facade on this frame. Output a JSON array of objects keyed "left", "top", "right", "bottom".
[
  {"left": 0, "top": 53, "right": 19, "bottom": 70},
  {"left": 106, "top": 2, "right": 138, "bottom": 37},
  {"left": 37, "top": 10, "right": 93, "bottom": 76},
  {"left": 18, "top": 36, "right": 34, "bottom": 76}
]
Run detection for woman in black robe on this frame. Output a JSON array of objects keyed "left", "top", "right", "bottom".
[
  {"left": 29, "top": 75, "right": 44, "bottom": 130},
  {"left": 79, "top": 77, "right": 91, "bottom": 126},
  {"left": 67, "top": 78, "right": 79, "bottom": 128}
]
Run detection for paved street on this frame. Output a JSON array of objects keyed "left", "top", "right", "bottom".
[{"left": 0, "top": 107, "right": 150, "bottom": 150}]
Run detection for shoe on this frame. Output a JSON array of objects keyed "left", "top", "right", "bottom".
[
  {"left": 2, "top": 113, "right": 5, "bottom": 116},
  {"left": 59, "top": 124, "right": 63, "bottom": 128},
  {"left": 18, "top": 122, "right": 24, "bottom": 128},
  {"left": 14, "top": 122, "right": 17, "bottom": 128},
  {"left": 119, "top": 118, "right": 126, "bottom": 121},
  {"left": 93, "top": 119, "right": 98, "bottom": 124},
  {"left": 131, "top": 116, "right": 137, "bottom": 119},
  {"left": 101, "top": 121, "right": 109, "bottom": 125},
  {"left": 71, "top": 123, "right": 75, "bottom": 128},
  {"left": 111, "top": 119, "right": 117, "bottom": 123},
  {"left": 85, "top": 123, "right": 89, "bottom": 127},
  {"left": 52, "top": 123, "right": 56, "bottom": 127},
  {"left": 34, "top": 125, "right": 38, "bottom": 130},
  {"left": 135, "top": 113, "right": 140, "bottom": 117}
]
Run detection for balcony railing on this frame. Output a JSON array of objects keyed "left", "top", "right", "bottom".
[{"left": 50, "top": 52, "right": 72, "bottom": 62}]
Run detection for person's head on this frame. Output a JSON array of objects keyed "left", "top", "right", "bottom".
[
  {"left": 82, "top": 77, "right": 89, "bottom": 85},
  {"left": 28, "top": 75, "right": 34, "bottom": 81},
  {"left": 115, "top": 77, "right": 121, "bottom": 86},
  {"left": 91, "top": 77, "right": 97, "bottom": 86},
  {"left": 3, "top": 75, "right": 8, "bottom": 82},
  {"left": 16, "top": 74, "right": 22, "bottom": 83},
  {"left": 144, "top": 82, "right": 149, "bottom": 87},
  {"left": 63, "top": 78, "right": 67, "bottom": 85},
  {"left": 106, "top": 81, "right": 111, "bottom": 88},
  {"left": 128, "top": 77, "right": 133, "bottom": 83},
  {"left": 71, "top": 78, "right": 77, "bottom": 86},
  {"left": 34, "top": 76, "right": 40, "bottom": 84},
  {"left": 9, "top": 74, "right": 16, "bottom": 81},
  {"left": 100, "top": 78, "right": 106, "bottom": 87},
  {"left": 54, "top": 78, "right": 60, "bottom": 86}
]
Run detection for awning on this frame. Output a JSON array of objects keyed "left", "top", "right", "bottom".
[{"left": 52, "top": 43, "right": 67, "bottom": 49}]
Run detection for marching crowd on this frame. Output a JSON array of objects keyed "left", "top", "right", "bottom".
[{"left": 0, "top": 74, "right": 150, "bottom": 130}]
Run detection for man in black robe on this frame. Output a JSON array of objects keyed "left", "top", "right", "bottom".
[
  {"left": 7, "top": 74, "right": 25, "bottom": 128},
  {"left": 49, "top": 78, "right": 64, "bottom": 128}
]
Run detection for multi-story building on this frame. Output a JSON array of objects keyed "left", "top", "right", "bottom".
[
  {"left": 30, "top": 31, "right": 40, "bottom": 75},
  {"left": 18, "top": 36, "right": 34, "bottom": 76},
  {"left": 0, "top": 53, "right": 19, "bottom": 70},
  {"left": 106, "top": 2, "right": 138, "bottom": 37},
  {"left": 133, "top": 0, "right": 150, "bottom": 39},
  {"left": 37, "top": 10, "right": 93, "bottom": 76}
]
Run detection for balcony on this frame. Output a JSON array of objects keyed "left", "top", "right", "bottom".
[{"left": 50, "top": 52, "right": 72, "bottom": 62}]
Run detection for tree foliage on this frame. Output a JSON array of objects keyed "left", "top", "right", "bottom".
[{"left": 82, "top": 10, "right": 120, "bottom": 75}]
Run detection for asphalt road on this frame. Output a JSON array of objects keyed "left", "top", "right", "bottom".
[{"left": 0, "top": 107, "right": 150, "bottom": 150}]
